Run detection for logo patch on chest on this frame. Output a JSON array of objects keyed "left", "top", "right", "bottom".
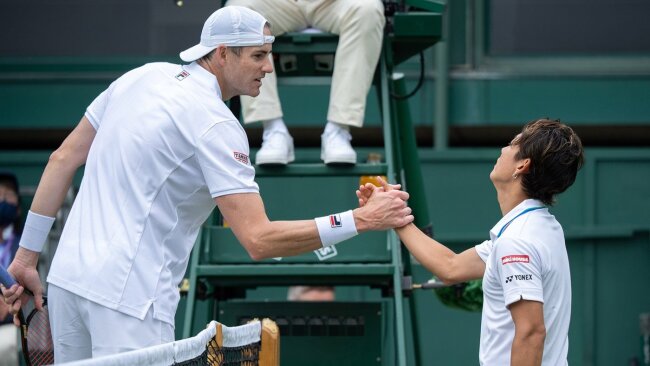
[{"left": 175, "top": 70, "right": 190, "bottom": 81}]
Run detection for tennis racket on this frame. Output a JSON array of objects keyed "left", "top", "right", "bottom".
[{"left": 0, "top": 265, "right": 54, "bottom": 366}]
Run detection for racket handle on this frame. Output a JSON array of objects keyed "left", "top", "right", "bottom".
[
  {"left": 412, "top": 281, "right": 447, "bottom": 289},
  {"left": 0, "top": 266, "right": 18, "bottom": 287}
]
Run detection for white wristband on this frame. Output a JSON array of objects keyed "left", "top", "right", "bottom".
[
  {"left": 18, "top": 211, "right": 55, "bottom": 253},
  {"left": 315, "top": 210, "right": 358, "bottom": 247}
]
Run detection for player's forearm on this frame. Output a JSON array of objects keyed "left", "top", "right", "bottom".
[
  {"left": 30, "top": 151, "right": 79, "bottom": 217},
  {"left": 18, "top": 149, "right": 83, "bottom": 254},
  {"left": 31, "top": 117, "right": 94, "bottom": 216},
  {"left": 511, "top": 331, "right": 545, "bottom": 366},
  {"left": 244, "top": 219, "right": 324, "bottom": 260},
  {"left": 395, "top": 223, "right": 460, "bottom": 284}
]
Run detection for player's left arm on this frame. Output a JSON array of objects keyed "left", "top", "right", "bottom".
[{"left": 510, "top": 299, "right": 546, "bottom": 366}]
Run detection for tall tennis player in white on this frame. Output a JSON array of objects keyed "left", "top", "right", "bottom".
[{"left": 1, "top": 6, "right": 413, "bottom": 363}]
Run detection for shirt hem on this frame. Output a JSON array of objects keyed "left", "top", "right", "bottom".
[
  {"left": 504, "top": 290, "right": 544, "bottom": 307},
  {"left": 47, "top": 276, "right": 164, "bottom": 322},
  {"left": 211, "top": 187, "right": 259, "bottom": 198}
]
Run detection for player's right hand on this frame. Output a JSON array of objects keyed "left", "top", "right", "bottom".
[{"left": 2, "top": 248, "right": 44, "bottom": 325}]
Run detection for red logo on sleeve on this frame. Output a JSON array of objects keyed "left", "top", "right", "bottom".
[
  {"left": 501, "top": 255, "right": 529, "bottom": 265},
  {"left": 233, "top": 151, "right": 249, "bottom": 165}
]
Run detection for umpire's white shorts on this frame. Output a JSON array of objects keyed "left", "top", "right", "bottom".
[{"left": 48, "top": 284, "right": 175, "bottom": 363}]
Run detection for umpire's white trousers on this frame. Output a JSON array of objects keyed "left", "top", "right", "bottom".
[
  {"left": 226, "top": 0, "right": 385, "bottom": 128},
  {"left": 48, "top": 284, "right": 174, "bottom": 363}
]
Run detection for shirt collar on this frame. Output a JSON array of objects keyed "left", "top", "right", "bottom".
[
  {"left": 489, "top": 198, "right": 545, "bottom": 241},
  {"left": 183, "top": 62, "right": 222, "bottom": 100}
]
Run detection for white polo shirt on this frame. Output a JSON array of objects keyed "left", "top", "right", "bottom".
[
  {"left": 47, "top": 62, "right": 259, "bottom": 325},
  {"left": 475, "top": 199, "right": 571, "bottom": 365}
]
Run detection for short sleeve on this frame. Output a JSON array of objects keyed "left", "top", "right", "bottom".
[
  {"left": 196, "top": 120, "right": 259, "bottom": 198},
  {"left": 85, "top": 82, "right": 116, "bottom": 130},
  {"left": 494, "top": 237, "right": 544, "bottom": 307},
  {"left": 474, "top": 239, "right": 493, "bottom": 262}
]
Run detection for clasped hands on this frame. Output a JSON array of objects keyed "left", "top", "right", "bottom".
[{"left": 352, "top": 176, "right": 413, "bottom": 232}]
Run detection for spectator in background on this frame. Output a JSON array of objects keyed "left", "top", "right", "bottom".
[
  {"left": 0, "top": 172, "right": 22, "bottom": 366},
  {"left": 288, "top": 286, "right": 335, "bottom": 301}
]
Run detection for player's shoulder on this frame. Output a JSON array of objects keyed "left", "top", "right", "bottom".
[
  {"left": 494, "top": 234, "right": 539, "bottom": 256},
  {"left": 140, "top": 61, "right": 180, "bottom": 71},
  {"left": 118, "top": 62, "right": 180, "bottom": 81}
]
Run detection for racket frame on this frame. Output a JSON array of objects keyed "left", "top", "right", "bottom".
[{"left": 0, "top": 266, "right": 52, "bottom": 366}]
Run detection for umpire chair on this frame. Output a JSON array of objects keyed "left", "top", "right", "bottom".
[{"left": 182, "top": 1, "right": 444, "bottom": 365}]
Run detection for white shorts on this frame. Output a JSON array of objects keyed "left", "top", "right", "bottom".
[{"left": 48, "top": 284, "right": 175, "bottom": 363}]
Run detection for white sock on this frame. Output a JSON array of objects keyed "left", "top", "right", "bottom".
[
  {"left": 324, "top": 121, "right": 349, "bottom": 136},
  {"left": 262, "top": 118, "right": 288, "bottom": 139}
]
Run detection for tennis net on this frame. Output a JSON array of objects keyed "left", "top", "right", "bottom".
[{"left": 57, "top": 319, "right": 279, "bottom": 366}]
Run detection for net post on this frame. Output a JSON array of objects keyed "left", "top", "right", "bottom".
[
  {"left": 259, "top": 318, "right": 280, "bottom": 366},
  {"left": 215, "top": 322, "right": 223, "bottom": 348}
]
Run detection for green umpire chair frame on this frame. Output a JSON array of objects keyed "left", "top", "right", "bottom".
[{"left": 182, "top": 2, "right": 443, "bottom": 365}]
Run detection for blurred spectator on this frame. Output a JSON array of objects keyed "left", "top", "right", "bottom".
[
  {"left": 0, "top": 172, "right": 22, "bottom": 366},
  {"left": 287, "top": 286, "right": 335, "bottom": 301}
]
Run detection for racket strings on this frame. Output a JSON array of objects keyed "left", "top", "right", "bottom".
[{"left": 25, "top": 307, "right": 54, "bottom": 366}]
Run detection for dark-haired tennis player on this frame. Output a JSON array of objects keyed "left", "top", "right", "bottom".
[
  {"left": 358, "top": 119, "right": 584, "bottom": 366},
  {"left": 1, "top": 6, "right": 413, "bottom": 363}
]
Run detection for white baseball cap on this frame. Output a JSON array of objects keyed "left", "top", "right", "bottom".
[{"left": 180, "top": 6, "right": 275, "bottom": 62}]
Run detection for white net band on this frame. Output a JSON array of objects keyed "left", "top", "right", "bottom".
[
  {"left": 57, "top": 320, "right": 262, "bottom": 366},
  {"left": 220, "top": 320, "right": 261, "bottom": 348}
]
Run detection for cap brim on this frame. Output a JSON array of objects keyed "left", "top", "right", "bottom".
[{"left": 179, "top": 44, "right": 216, "bottom": 62}]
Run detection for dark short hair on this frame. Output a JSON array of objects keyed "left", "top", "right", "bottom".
[
  {"left": 199, "top": 49, "right": 217, "bottom": 63},
  {"left": 514, "top": 119, "right": 584, "bottom": 206},
  {"left": 227, "top": 47, "right": 242, "bottom": 56}
]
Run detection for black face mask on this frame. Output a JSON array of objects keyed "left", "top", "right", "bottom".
[{"left": 0, "top": 200, "right": 18, "bottom": 227}]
